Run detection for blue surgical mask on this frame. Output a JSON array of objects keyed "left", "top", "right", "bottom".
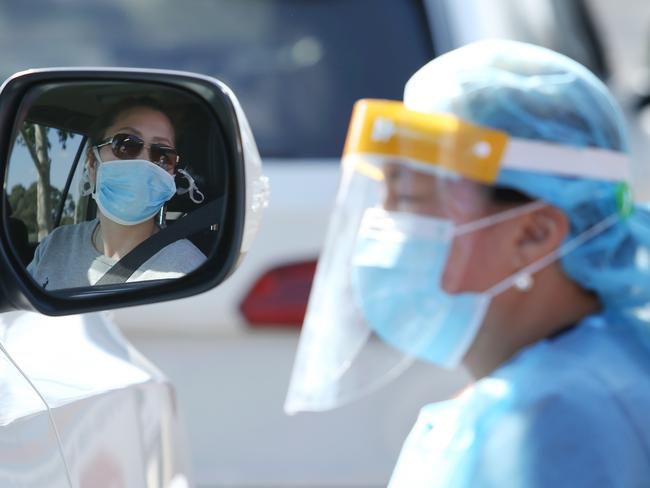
[
  {"left": 93, "top": 159, "right": 176, "bottom": 226},
  {"left": 351, "top": 211, "right": 490, "bottom": 368},
  {"left": 350, "top": 203, "right": 552, "bottom": 369}
]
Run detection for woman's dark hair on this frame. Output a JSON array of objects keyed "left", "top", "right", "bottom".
[{"left": 88, "top": 96, "right": 177, "bottom": 146}]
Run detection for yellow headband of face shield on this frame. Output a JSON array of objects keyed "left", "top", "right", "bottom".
[{"left": 343, "top": 99, "right": 631, "bottom": 184}]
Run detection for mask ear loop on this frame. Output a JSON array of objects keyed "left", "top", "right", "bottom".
[
  {"left": 79, "top": 163, "right": 94, "bottom": 197},
  {"left": 453, "top": 200, "right": 549, "bottom": 236},
  {"left": 485, "top": 213, "right": 620, "bottom": 298},
  {"left": 92, "top": 146, "right": 104, "bottom": 165},
  {"left": 79, "top": 147, "right": 103, "bottom": 197},
  {"left": 176, "top": 168, "right": 205, "bottom": 204}
]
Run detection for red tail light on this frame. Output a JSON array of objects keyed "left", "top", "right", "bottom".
[{"left": 240, "top": 260, "right": 317, "bottom": 327}]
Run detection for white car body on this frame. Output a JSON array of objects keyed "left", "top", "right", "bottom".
[{"left": 0, "top": 311, "right": 191, "bottom": 487}]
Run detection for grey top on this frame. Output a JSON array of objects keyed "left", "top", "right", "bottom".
[{"left": 27, "top": 219, "right": 206, "bottom": 290}]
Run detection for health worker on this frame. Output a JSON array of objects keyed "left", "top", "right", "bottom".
[{"left": 285, "top": 40, "right": 650, "bottom": 486}]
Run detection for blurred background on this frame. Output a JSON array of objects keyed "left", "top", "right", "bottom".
[{"left": 3, "top": 0, "right": 650, "bottom": 486}]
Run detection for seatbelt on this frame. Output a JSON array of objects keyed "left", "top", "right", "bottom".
[{"left": 95, "top": 198, "right": 221, "bottom": 285}]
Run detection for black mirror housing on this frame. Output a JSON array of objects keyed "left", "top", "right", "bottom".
[{"left": 0, "top": 68, "right": 262, "bottom": 315}]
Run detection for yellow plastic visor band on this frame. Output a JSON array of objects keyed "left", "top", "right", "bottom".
[
  {"left": 343, "top": 99, "right": 631, "bottom": 184},
  {"left": 343, "top": 99, "right": 508, "bottom": 184}
]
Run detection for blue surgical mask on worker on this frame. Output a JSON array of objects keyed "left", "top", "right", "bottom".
[
  {"left": 93, "top": 159, "right": 176, "bottom": 225},
  {"left": 350, "top": 203, "right": 550, "bottom": 369}
]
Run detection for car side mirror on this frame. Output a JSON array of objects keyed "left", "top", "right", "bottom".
[{"left": 0, "top": 68, "right": 268, "bottom": 315}]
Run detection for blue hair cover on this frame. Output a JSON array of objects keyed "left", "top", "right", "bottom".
[{"left": 404, "top": 40, "right": 650, "bottom": 321}]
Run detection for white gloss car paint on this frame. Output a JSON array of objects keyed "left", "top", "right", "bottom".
[{"left": 0, "top": 311, "right": 191, "bottom": 487}]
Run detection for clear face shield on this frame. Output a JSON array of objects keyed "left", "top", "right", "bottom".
[{"left": 285, "top": 100, "right": 631, "bottom": 414}]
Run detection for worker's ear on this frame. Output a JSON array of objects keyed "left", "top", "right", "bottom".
[{"left": 512, "top": 206, "right": 569, "bottom": 268}]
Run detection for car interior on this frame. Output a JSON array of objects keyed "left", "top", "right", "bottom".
[{"left": 4, "top": 81, "right": 229, "bottom": 271}]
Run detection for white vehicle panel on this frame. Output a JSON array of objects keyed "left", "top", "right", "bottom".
[
  {"left": 0, "top": 312, "right": 191, "bottom": 487},
  {"left": 0, "top": 354, "right": 69, "bottom": 488},
  {"left": 125, "top": 330, "right": 471, "bottom": 487}
]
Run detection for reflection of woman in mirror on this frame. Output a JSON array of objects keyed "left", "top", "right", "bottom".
[{"left": 27, "top": 98, "right": 207, "bottom": 290}]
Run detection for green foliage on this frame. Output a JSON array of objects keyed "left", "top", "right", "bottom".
[
  {"left": 13, "top": 121, "right": 78, "bottom": 240},
  {"left": 8, "top": 182, "right": 76, "bottom": 242}
]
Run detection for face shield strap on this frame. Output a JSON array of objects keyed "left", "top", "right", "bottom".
[
  {"left": 345, "top": 99, "right": 632, "bottom": 185},
  {"left": 503, "top": 138, "right": 630, "bottom": 182},
  {"left": 344, "top": 100, "right": 507, "bottom": 184}
]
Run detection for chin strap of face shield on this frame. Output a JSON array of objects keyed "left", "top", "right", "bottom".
[{"left": 94, "top": 197, "right": 221, "bottom": 286}]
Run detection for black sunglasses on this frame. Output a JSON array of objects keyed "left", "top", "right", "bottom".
[{"left": 95, "top": 133, "right": 180, "bottom": 170}]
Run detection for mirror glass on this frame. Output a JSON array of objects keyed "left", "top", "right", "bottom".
[{"left": 3, "top": 81, "right": 228, "bottom": 293}]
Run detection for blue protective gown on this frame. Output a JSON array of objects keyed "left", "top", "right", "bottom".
[{"left": 389, "top": 313, "right": 650, "bottom": 487}]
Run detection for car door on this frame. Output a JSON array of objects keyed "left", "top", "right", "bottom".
[
  {"left": 0, "top": 310, "right": 192, "bottom": 488},
  {"left": 0, "top": 312, "right": 71, "bottom": 488}
]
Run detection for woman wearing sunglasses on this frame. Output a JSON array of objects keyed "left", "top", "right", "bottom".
[{"left": 27, "top": 97, "right": 206, "bottom": 290}]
